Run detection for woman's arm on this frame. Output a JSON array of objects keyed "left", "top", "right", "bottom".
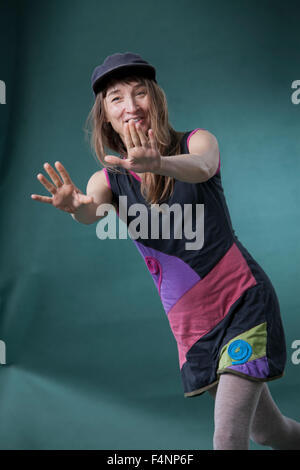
[
  {"left": 153, "top": 129, "right": 220, "bottom": 183},
  {"left": 71, "top": 169, "right": 114, "bottom": 225},
  {"left": 104, "top": 124, "right": 220, "bottom": 184}
]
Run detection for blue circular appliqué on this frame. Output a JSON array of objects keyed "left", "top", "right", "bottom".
[{"left": 227, "top": 340, "right": 252, "bottom": 365}]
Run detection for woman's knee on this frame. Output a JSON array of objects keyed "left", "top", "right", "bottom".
[
  {"left": 212, "top": 374, "right": 264, "bottom": 449},
  {"left": 250, "top": 383, "right": 287, "bottom": 447},
  {"left": 250, "top": 429, "right": 272, "bottom": 447},
  {"left": 213, "top": 426, "right": 249, "bottom": 450}
]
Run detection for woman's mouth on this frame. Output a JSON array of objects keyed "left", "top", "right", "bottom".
[{"left": 124, "top": 118, "right": 144, "bottom": 125}]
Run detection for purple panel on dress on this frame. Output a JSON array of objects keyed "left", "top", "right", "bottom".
[
  {"left": 133, "top": 240, "right": 201, "bottom": 314},
  {"left": 228, "top": 356, "right": 269, "bottom": 379}
]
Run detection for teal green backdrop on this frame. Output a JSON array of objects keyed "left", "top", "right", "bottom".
[{"left": 0, "top": 0, "right": 299, "bottom": 450}]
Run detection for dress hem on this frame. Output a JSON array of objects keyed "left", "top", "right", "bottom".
[
  {"left": 216, "top": 368, "right": 285, "bottom": 383},
  {"left": 184, "top": 379, "right": 220, "bottom": 398},
  {"left": 183, "top": 370, "right": 285, "bottom": 398}
]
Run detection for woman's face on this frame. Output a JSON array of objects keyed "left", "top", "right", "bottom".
[{"left": 103, "top": 79, "right": 151, "bottom": 145}]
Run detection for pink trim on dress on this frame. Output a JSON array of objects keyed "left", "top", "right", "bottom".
[
  {"left": 102, "top": 168, "right": 111, "bottom": 189},
  {"left": 102, "top": 168, "right": 119, "bottom": 217},
  {"left": 129, "top": 170, "right": 142, "bottom": 182},
  {"left": 186, "top": 128, "right": 207, "bottom": 151},
  {"left": 187, "top": 128, "right": 221, "bottom": 176},
  {"left": 216, "top": 151, "right": 221, "bottom": 174}
]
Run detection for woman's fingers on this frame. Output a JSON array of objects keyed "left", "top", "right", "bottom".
[
  {"left": 104, "top": 155, "right": 126, "bottom": 166},
  {"left": 104, "top": 155, "right": 131, "bottom": 171},
  {"left": 135, "top": 122, "right": 148, "bottom": 146},
  {"left": 36, "top": 160, "right": 73, "bottom": 195},
  {"left": 31, "top": 192, "right": 92, "bottom": 212},
  {"left": 124, "top": 122, "right": 134, "bottom": 149},
  {"left": 37, "top": 173, "right": 57, "bottom": 194},
  {"left": 43, "top": 162, "right": 63, "bottom": 187},
  {"left": 31, "top": 194, "right": 53, "bottom": 204},
  {"left": 128, "top": 120, "right": 141, "bottom": 147},
  {"left": 54, "top": 161, "right": 73, "bottom": 185},
  {"left": 148, "top": 129, "right": 158, "bottom": 151}
]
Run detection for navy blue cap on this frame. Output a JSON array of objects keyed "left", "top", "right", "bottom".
[{"left": 91, "top": 52, "right": 156, "bottom": 97}]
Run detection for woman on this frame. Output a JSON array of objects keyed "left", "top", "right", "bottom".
[{"left": 31, "top": 52, "right": 300, "bottom": 450}]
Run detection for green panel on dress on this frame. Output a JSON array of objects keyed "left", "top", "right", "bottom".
[{"left": 218, "top": 322, "right": 267, "bottom": 370}]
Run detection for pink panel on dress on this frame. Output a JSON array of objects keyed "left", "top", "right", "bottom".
[{"left": 167, "top": 242, "right": 257, "bottom": 369}]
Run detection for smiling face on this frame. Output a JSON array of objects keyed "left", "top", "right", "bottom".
[{"left": 103, "top": 79, "right": 151, "bottom": 145}]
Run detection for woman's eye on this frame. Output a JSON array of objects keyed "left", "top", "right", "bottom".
[{"left": 111, "top": 91, "right": 145, "bottom": 102}]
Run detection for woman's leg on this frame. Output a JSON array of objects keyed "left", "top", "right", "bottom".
[
  {"left": 210, "top": 373, "right": 263, "bottom": 450},
  {"left": 208, "top": 376, "right": 300, "bottom": 449},
  {"left": 249, "top": 383, "right": 300, "bottom": 449}
]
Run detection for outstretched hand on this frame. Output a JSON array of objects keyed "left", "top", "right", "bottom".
[
  {"left": 31, "top": 161, "right": 93, "bottom": 213},
  {"left": 104, "top": 120, "right": 161, "bottom": 173}
]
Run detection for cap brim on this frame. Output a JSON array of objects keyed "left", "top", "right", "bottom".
[{"left": 92, "top": 64, "right": 156, "bottom": 96}]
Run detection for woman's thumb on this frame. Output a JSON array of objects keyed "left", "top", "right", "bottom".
[{"left": 78, "top": 193, "right": 94, "bottom": 204}]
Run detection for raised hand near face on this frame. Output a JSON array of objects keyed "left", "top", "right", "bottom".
[{"left": 104, "top": 120, "right": 161, "bottom": 174}]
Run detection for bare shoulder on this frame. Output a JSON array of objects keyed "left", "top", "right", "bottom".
[
  {"left": 86, "top": 168, "right": 113, "bottom": 205},
  {"left": 87, "top": 168, "right": 110, "bottom": 188},
  {"left": 188, "top": 129, "right": 219, "bottom": 155},
  {"left": 188, "top": 129, "right": 220, "bottom": 179}
]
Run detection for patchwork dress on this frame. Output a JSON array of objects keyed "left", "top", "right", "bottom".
[{"left": 103, "top": 128, "right": 287, "bottom": 397}]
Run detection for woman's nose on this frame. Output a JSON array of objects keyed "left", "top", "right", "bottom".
[{"left": 124, "top": 96, "right": 139, "bottom": 112}]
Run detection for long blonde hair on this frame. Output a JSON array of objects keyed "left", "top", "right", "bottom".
[{"left": 85, "top": 75, "right": 185, "bottom": 205}]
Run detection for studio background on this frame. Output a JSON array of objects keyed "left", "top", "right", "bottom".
[{"left": 0, "top": 0, "right": 299, "bottom": 450}]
